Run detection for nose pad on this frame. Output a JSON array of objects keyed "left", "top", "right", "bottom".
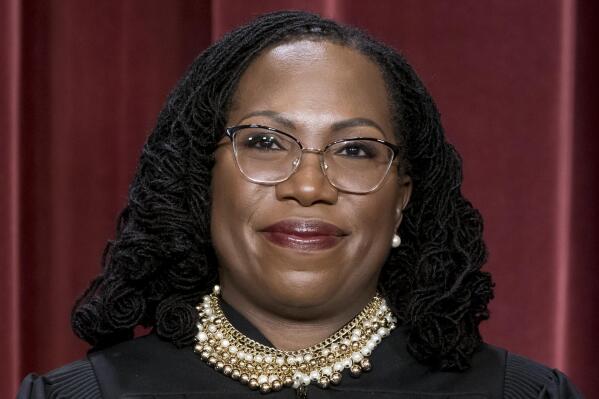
[
  {"left": 292, "top": 152, "right": 329, "bottom": 181},
  {"left": 276, "top": 152, "right": 338, "bottom": 206},
  {"left": 290, "top": 153, "right": 325, "bottom": 178}
]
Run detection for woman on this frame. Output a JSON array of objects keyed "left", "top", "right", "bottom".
[{"left": 18, "top": 10, "right": 581, "bottom": 398}]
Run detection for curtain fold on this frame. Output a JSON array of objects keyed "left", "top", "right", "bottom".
[
  {"left": 1, "top": 0, "right": 23, "bottom": 395},
  {"left": 2, "top": 1, "right": 597, "bottom": 397},
  {"left": 567, "top": 0, "right": 599, "bottom": 391}
]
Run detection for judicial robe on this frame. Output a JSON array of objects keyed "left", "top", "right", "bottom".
[{"left": 18, "top": 301, "right": 583, "bottom": 398}]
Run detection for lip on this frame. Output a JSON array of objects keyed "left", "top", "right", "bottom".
[{"left": 259, "top": 219, "right": 349, "bottom": 251}]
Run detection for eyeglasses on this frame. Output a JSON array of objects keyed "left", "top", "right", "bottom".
[{"left": 224, "top": 124, "right": 400, "bottom": 194}]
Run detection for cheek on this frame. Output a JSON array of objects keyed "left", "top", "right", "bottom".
[
  {"left": 210, "top": 152, "right": 268, "bottom": 256},
  {"left": 347, "top": 186, "right": 399, "bottom": 255},
  {"left": 354, "top": 188, "right": 397, "bottom": 244}
]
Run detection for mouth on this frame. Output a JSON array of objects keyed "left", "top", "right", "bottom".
[{"left": 259, "top": 219, "right": 349, "bottom": 251}]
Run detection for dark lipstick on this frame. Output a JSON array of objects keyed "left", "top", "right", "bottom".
[{"left": 260, "top": 220, "right": 348, "bottom": 251}]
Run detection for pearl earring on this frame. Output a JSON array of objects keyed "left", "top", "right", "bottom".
[{"left": 391, "top": 234, "right": 401, "bottom": 248}]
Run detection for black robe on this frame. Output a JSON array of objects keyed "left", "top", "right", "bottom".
[{"left": 17, "top": 301, "right": 583, "bottom": 398}]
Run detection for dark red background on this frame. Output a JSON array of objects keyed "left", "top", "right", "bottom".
[{"left": 2, "top": 1, "right": 597, "bottom": 397}]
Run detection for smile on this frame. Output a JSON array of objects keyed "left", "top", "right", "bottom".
[{"left": 260, "top": 219, "right": 349, "bottom": 251}]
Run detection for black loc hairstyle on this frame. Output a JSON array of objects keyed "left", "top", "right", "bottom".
[{"left": 72, "top": 10, "right": 493, "bottom": 371}]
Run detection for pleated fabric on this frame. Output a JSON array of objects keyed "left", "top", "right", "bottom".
[{"left": 17, "top": 360, "right": 101, "bottom": 399}]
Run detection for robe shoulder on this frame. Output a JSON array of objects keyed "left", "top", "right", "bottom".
[
  {"left": 504, "top": 350, "right": 583, "bottom": 398},
  {"left": 17, "top": 359, "right": 101, "bottom": 399}
]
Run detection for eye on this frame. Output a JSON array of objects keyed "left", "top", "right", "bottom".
[
  {"left": 334, "top": 141, "right": 378, "bottom": 158},
  {"left": 242, "top": 132, "right": 287, "bottom": 151}
]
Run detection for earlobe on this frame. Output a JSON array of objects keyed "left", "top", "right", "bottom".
[
  {"left": 394, "top": 208, "right": 403, "bottom": 232},
  {"left": 394, "top": 175, "right": 412, "bottom": 230}
]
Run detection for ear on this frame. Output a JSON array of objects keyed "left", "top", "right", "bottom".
[{"left": 394, "top": 175, "right": 412, "bottom": 231}]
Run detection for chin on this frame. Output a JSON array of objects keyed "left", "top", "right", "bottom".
[{"left": 262, "top": 270, "right": 339, "bottom": 313}]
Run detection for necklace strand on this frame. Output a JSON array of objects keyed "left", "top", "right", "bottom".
[{"left": 194, "top": 285, "right": 397, "bottom": 394}]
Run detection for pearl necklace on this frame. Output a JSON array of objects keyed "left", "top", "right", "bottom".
[{"left": 194, "top": 286, "right": 397, "bottom": 396}]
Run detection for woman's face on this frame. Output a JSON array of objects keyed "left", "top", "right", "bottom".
[{"left": 211, "top": 40, "right": 411, "bottom": 318}]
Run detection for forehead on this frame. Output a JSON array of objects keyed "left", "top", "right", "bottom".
[{"left": 227, "top": 40, "right": 394, "bottom": 141}]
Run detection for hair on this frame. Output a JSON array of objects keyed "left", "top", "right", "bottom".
[{"left": 72, "top": 10, "right": 493, "bottom": 371}]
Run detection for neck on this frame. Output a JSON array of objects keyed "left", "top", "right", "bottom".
[{"left": 220, "top": 286, "right": 377, "bottom": 350}]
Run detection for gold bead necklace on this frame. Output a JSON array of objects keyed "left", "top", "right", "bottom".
[{"left": 194, "top": 285, "right": 397, "bottom": 396}]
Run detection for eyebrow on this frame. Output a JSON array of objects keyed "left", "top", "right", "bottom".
[
  {"left": 330, "top": 118, "right": 386, "bottom": 135},
  {"left": 237, "top": 110, "right": 296, "bottom": 129},
  {"left": 237, "top": 110, "right": 387, "bottom": 136}
]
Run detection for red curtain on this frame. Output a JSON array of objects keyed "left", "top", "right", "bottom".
[{"left": 2, "top": 1, "right": 597, "bottom": 397}]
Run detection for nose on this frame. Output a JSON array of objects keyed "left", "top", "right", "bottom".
[{"left": 275, "top": 152, "right": 338, "bottom": 206}]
